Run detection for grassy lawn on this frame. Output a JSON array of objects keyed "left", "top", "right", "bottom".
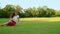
[{"left": 0, "top": 18, "right": 60, "bottom": 34}]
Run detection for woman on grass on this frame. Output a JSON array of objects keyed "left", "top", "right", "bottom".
[{"left": 0, "top": 11, "right": 19, "bottom": 26}]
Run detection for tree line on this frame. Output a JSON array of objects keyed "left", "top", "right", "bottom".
[{"left": 0, "top": 4, "right": 60, "bottom": 18}]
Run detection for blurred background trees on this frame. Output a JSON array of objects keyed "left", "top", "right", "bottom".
[
  {"left": 0, "top": 4, "right": 22, "bottom": 18},
  {"left": 0, "top": 4, "right": 59, "bottom": 18}
]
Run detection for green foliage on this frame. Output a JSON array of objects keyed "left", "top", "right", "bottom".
[
  {"left": 55, "top": 10, "right": 60, "bottom": 16},
  {"left": 0, "top": 9, "right": 3, "bottom": 17},
  {"left": 23, "top": 6, "right": 56, "bottom": 17},
  {"left": 0, "top": 5, "right": 59, "bottom": 18},
  {"left": 0, "top": 4, "right": 22, "bottom": 18}
]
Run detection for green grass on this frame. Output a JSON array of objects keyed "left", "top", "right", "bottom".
[{"left": 0, "top": 18, "right": 60, "bottom": 34}]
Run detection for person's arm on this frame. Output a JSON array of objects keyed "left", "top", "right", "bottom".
[
  {"left": 17, "top": 15, "right": 19, "bottom": 22},
  {"left": 18, "top": 17, "right": 19, "bottom": 22}
]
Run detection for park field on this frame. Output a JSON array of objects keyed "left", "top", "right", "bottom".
[{"left": 0, "top": 17, "right": 60, "bottom": 34}]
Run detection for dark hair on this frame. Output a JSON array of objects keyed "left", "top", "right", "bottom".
[{"left": 10, "top": 11, "right": 16, "bottom": 18}]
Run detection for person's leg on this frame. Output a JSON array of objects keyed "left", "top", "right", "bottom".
[
  {"left": 3, "top": 19, "right": 12, "bottom": 25},
  {"left": 0, "top": 20, "right": 11, "bottom": 26},
  {"left": 0, "top": 24, "right": 5, "bottom": 26}
]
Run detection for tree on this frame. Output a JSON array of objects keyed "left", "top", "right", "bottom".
[
  {"left": 0, "top": 4, "right": 57, "bottom": 18},
  {"left": 55, "top": 10, "right": 60, "bottom": 16},
  {"left": 24, "top": 7, "right": 37, "bottom": 17},
  {"left": 0, "top": 8, "right": 3, "bottom": 18},
  {"left": 24, "top": 8, "right": 33, "bottom": 17},
  {"left": 3, "top": 4, "right": 15, "bottom": 18},
  {"left": 15, "top": 5, "right": 22, "bottom": 11},
  {"left": 37, "top": 6, "right": 55, "bottom": 17},
  {"left": 37, "top": 6, "right": 47, "bottom": 17},
  {"left": 46, "top": 8, "right": 55, "bottom": 17}
]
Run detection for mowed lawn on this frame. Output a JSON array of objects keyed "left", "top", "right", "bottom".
[{"left": 0, "top": 18, "right": 60, "bottom": 34}]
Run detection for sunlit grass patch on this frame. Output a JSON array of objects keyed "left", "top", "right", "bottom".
[{"left": 20, "top": 17, "right": 60, "bottom": 22}]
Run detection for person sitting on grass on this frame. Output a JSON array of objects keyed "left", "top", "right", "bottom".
[{"left": 0, "top": 10, "right": 19, "bottom": 26}]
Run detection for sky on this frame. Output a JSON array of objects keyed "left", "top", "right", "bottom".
[{"left": 0, "top": 0, "right": 60, "bottom": 10}]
